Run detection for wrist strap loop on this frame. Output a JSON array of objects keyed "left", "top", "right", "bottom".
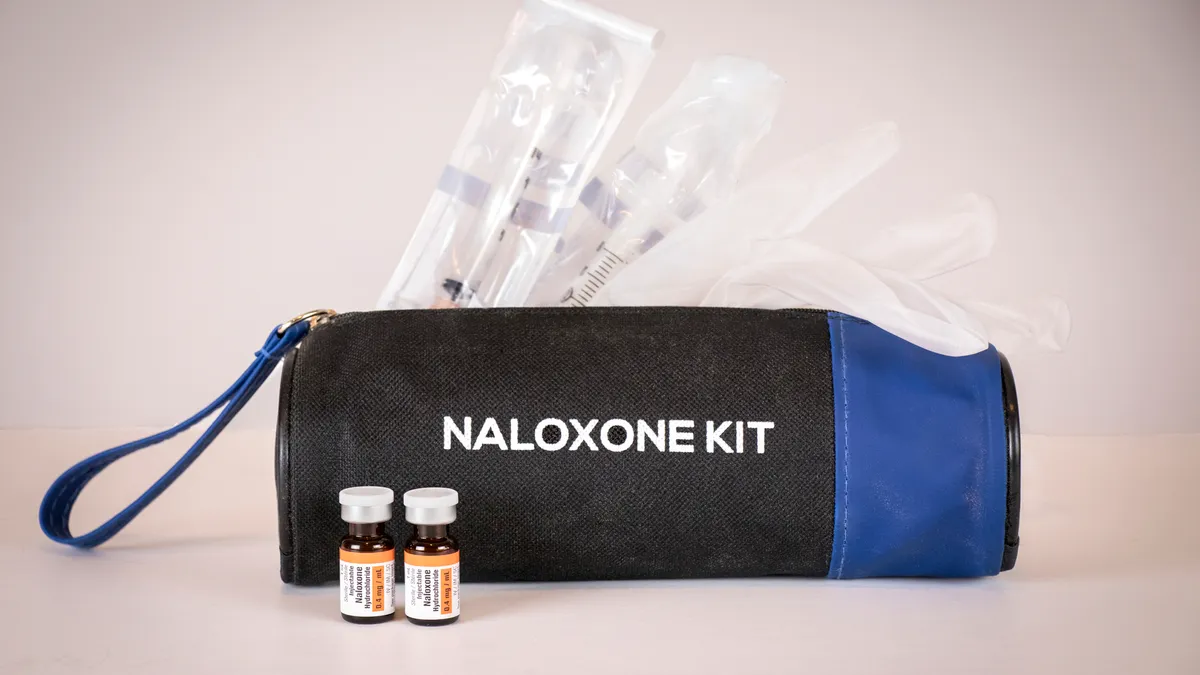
[{"left": 39, "top": 319, "right": 316, "bottom": 548}]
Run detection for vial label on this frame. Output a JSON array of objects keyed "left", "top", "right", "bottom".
[
  {"left": 404, "top": 551, "right": 461, "bottom": 620},
  {"left": 339, "top": 550, "right": 395, "bottom": 617}
]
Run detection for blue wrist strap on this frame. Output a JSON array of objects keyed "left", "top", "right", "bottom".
[{"left": 39, "top": 315, "right": 324, "bottom": 548}]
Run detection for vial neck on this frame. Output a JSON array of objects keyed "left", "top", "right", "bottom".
[
  {"left": 414, "top": 524, "right": 448, "bottom": 540},
  {"left": 347, "top": 522, "right": 386, "bottom": 538}
]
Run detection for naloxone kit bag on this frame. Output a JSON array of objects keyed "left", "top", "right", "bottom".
[{"left": 276, "top": 307, "right": 1020, "bottom": 585}]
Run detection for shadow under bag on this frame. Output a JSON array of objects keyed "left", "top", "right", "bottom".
[{"left": 276, "top": 307, "right": 1020, "bottom": 585}]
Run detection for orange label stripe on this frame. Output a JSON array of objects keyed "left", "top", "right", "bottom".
[{"left": 340, "top": 549, "right": 395, "bottom": 564}]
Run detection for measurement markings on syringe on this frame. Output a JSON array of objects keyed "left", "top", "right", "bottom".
[{"left": 567, "top": 246, "right": 627, "bottom": 306}]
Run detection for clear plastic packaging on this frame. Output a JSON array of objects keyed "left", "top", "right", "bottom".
[
  {"left": 597, "top": 122, "right": 902, "bottom": 306},
  {"left": 376, "top": 0, "right": 661, "bottom": 309},
  {"left": 526, "top": 56, "right": 783, "bottom": 306}
]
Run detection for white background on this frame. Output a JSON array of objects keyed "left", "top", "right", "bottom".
[{"left": 1, "top": 0, "right": 1198, "bottom": 434}]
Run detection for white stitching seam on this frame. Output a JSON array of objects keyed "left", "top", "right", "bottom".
[{"left": 836, "top": 318, "right": 850, "bottom": 579}]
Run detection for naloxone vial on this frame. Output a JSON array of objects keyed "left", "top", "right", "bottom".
[
  {"left": 338, "top": 487, "right": 396, "bottom": 624},
  {"left": 402, "top": 487, "right": 461, "bottom": 626}
]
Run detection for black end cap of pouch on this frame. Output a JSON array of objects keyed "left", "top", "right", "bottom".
[
  {"left": 275, "top": 348, "right": 299, "bottom": 584},
  {"left": 998, "top": 352, "right": 1021, "bottom": 572}
]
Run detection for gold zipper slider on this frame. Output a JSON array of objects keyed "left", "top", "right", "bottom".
[{"left": 277, "top": 309, "right": 337, "bottom": 336}]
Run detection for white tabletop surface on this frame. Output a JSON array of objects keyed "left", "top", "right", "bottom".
[{"left": 2, "top": 429, "right": 1197, "bottom": 674}]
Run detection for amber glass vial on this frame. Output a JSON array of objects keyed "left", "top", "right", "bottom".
[
  {"left": 402, "top": 488, "right": 461, "bottom": 626},
  {"left": 338, "top": 487, "right": 396, "bottom": 624}
]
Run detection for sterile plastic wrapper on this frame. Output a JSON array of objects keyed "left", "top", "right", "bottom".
[
  {"left": 376, "top": 0, "right": 661, "bottom": 310},
  {"left": 597, "top": 122, "right": 902, "bottom": 306},
  {"left": 527, "top": 56, "right": 783, "bottom": 306}
]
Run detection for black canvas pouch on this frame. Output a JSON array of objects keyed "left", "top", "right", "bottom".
[{"left": 276, "top": 307, "right": 1020, "bottom": 585}]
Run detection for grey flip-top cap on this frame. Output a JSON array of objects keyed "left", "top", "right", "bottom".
[
  {"left": 404, "top": 487, "right": 458, "bottom": 525},
  {"left": 339, "top": 486, "right": 394, "bottom": 524}
]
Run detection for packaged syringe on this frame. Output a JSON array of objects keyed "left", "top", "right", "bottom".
[
  {"left": 376, "top": 0, "right": 661, "bottom": 310},
  {"left": 528, "top": 55, "right": 783, "bottom": 307}
]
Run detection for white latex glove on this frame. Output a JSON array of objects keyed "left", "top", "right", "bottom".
[
  {"left": 700, "top": 239, "right": 991, "bottom": 356},
  {"left": 828, "top": 193, "right": 1070, "bottom": 353},
  {"left": 850, "top": 192, "right": 998, "bottom": 280}
]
